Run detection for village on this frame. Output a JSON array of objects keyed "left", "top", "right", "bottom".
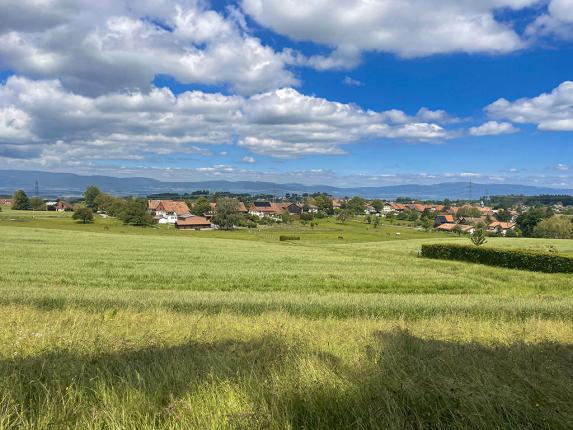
[{"left": 3, "top": 189, "right": 571, "bottom": 239}]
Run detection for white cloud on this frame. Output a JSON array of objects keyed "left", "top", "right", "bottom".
[
  {"left": 242, "top": 0, "right": 538, "bottom": 67},
  {"left": 0, "top": 0, "right": 297, "bottom": 95},
  {"left": 526, "top": 0, "right": 573, "bottom": 39},
  {"left": 0, "top": 76, "right": 456, "bottom": 163},
  {"left": 242, "top": 156, "right": 256, "bottom": 163},
  {"left": 469, "top": 121, "right": 518, "bottom": 136},
  {"left": 343, "top": 76, "right": 363, "bottom": 87},
  {"left": 555, "top": 163, "right": 569, "bottom": 171},
  {"left": 486, "top": 81, "right": 573, "bottom": 131}
]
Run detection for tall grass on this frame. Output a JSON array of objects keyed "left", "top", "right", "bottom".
[
  {"left": 0, "top": 306, "right": 572, "bottom": 429},
  {"left": 1, "top": 225, "right": 573, "bottom": 428},
  {"left": 1, "top": 226, "right": 571, "bottom": 295}
]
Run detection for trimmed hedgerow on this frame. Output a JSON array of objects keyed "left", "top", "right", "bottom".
[
  {"left": 420, "top": 244, "right": 573, "bottom": 273},
  {"left": 280, "top": 235, "right": 300, "bottom": 241}
]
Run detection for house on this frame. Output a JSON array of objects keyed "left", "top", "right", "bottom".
[
  {"left": 175, "top": 215, "right": 212, "bottom": 230},
  {"left": 0, "top": 198, "right": 13, "bottom": 206},
  {"left": 388, "top": 203, "right": 406, "bottom": 212},
  {"left": 436, "top": 223, "right": 474, "bottom": 234},
  {"left": 55, "top": 201, "right": 72, "bottom": 212},
  {"left": 434, "top": 214, "right": 454, "bottom": 226},
  {"left": 458, "top": 216, "right": 486, "bottom": 226},
  {"left": 284, "top": 203, "right": 302, "bottom": 215},
  {"left": 249, "top": 201, "right": 286, "bottom": 218},
  {"left": 487, "top": 221, "right": 516, "bottom": 236},
  {"left": 332, "top": 199, "right": 344, "bottom": 210},
  {"left": 148, "top": 200, "right": 191, "bottom": 224}
]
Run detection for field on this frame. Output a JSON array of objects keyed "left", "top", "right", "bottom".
[{"left": 1, "top": 211, "right": 572, "bottom": 429}]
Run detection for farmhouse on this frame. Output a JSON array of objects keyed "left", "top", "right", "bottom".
[
  {"left": 0, "top": 198, "right": 13, "bottom": 206},
  {"left": 249, "top": 201, "right": 287, "bottom": 218},
  {"left": 435, "top": 223, "right": 475, "bottom": 234},
  {"left": 175, "top": 215, "right": 212, "bottom": 230},
  {"left": 434, "top": 214, "right": 454, "bottom": 226},
  {"left": 148, "top": 200, "right": 191, "bottom": 224},
  {"left": 487, "top": 221, "right": 516, "bottom": 236},
  {"left": 54, "top": 201, "right": 72, "bottom": 212}
]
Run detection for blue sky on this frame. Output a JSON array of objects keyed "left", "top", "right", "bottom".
[{"left": 0, "top": 0, "right": 572, "bottom": 188}]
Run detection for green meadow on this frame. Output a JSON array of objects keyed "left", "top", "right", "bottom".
[{"left": 0, "top": 212, "right": 572, "bottom": 429}]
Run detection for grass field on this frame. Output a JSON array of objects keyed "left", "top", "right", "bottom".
[{"left": 1, "top": 217, "right": 572, "bottom": 429}]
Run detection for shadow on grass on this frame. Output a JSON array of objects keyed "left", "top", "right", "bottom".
[{"left": 1, "top": 329, "right": 572, "bottom": 429}]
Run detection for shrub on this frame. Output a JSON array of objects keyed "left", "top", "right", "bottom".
[
  {"left": 279, "top": 235, "right": 300, "bottom": 241},
  {"left": 420, "top": 243, "right": 573, "bottom": 273}
]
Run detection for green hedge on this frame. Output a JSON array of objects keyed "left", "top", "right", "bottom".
[
  {"left": 420, "top": 244, "right": 573, "bottom": 273},
  {"left": 280, "top": 235, "right": 300, "bottom": 241}
]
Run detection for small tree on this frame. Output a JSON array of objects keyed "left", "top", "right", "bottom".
[
  {"left": 452, "top": 224, "right": 463, "bottom": 236},
  {"left": 470, "top": 227, "right": 487, "bottom": 246},
  {"left": 373, "top": 216, "right": 380, "bottom": 228},
  {"left": 119, "top": 198, "right": 154, "bottom": 226},
  {"left": 365, "top": 214, "right": 372, "bottom": 224},
  {"left": 337, "top": 209, "right": 351, "bottom": 223},
  {"left": 12, "top": 190, "right": 30, "bottom": 210},
  {"left": 29, "top": 196, "right": 46, "bottom": 211},
  {"left": 84, "top": 186, "right": 101, "bottom": 210},
  {"left": 72, "top": 207, "right": 94, "bottom": 224},
  {"left": 212, "top": 198, "right": 241, "bottom": 230},
  {"left": 281, "top": 209, "right": 292, "bottom": 224},
  {"left": 371, "top": 199, "right": 384, "bottom": 213},
  {"left": 192, "top": 196, "right": 211, "bottom": 216}
]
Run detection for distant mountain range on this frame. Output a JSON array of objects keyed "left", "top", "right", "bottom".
[{"left": 0, "top": 170, "right": 572, "bottom": 200}]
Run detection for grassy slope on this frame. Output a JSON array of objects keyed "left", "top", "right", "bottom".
[{"left": 1, "top": 221, "right": 573, "bottom": 429}]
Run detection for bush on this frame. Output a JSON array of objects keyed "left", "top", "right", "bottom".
[
  {"left": 420, "top": 243, "right": 573, "bottom": 273},
  {"left": 279, "top": 235, "right": 300, "bottom": 241}
]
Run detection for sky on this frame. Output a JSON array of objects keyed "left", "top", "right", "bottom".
[{"left": 0, "top": 0, "right": 572, "bottom": 188}]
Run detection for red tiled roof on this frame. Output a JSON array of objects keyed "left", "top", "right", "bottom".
[
  {"left": 176, "top": 216, "right": 211, "bottom": 226},
  {"left": 149, "top": 200, "right": 190, "bottom": 216},
  {"left": 488, "top": 221, "right": 515, "bottom": 229},
  {"left": 436, "top": 223, "right": 473, "bottom": 232}
]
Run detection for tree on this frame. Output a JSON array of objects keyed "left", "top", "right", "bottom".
[
  {"left": 336, "top": 210, "right": 351, "bottom": 223},
  {"left": 372, "top": 216, "right": 381, "bottom": 228},
  {"left": 29, "top": 196, "right": 46, "bottom": 211},
  {"left": 534, "top": 216, "right": 573, "bottom": 239},
  {"left": 12, "top": 190, "right": 30, "bottom": 210},
  {"left": 516, "top": 207, "right": 547, "bottom": 237},
  {"left": 346, "top": 196, "right": 366, "bottom": 215},
  {"left": 470, "top": 227, "right": 487, "bottom": 246},
  {"left": 420, "top": 217, "right": 433, "bottom": 231},
  {"left": 452, "top": 224, "right": 463, "bottom": 236},
  {"left": 365, "top": 214, "right": 372, "bottom": 224},
  {"left": 192, "top": 197, "right": 211, "bottom": 216},
  {"left": 314, "top": 194, "right": 334, "bottom": 215},
  {"left": 212, "top": 198, "right": 241, "bottom": 230},
  {"left": 119, "top": 198, "right": 154, "bottom": 226},
  {"left": 371, "top": 199, "right": 384, "bottom": 213},
  {"left": 496, "top": 209, "right": 512, "bottom": 222},
  {"left": 457, "top": 205, "right": 482, "bottom": 218},
  {"left": 84, "top": 186, "right": 101, "bottom": 211},
  {"left": 72, "top": 207, "right": 94, "bottom": 224},
  {"left": 281, "top": 209, "right": 292, "bottom": 224},
  {"left": 406, "top": 209, "right": 420, "bottom": 222}
]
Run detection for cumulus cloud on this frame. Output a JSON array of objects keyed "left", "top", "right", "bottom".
[
  {"left": 469, "top": 121, "right": 518, "bottom": 136},
  {"left": 0, "top": 0, "right": 297, "bottom": 95},
  {"left": 485, "top": 81, "right": 573, "bottom": 131},
  {"left": 343, "top": 76, "right": 363, "bottom": 87},
  {"left": 0, "top": 76, "right": 456, "bottom": 163},
  {"left": 555, "top": 163, "right": 569, "bottom": 171},
  {"left": 526, "top": 0, "right": 573, "bottom": 39},
  {"left": 242, "top": 0, "right": 539, "bottom": 67},
  {"left": 242, "top": 156, "right": 256, "bottom": 163}
]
